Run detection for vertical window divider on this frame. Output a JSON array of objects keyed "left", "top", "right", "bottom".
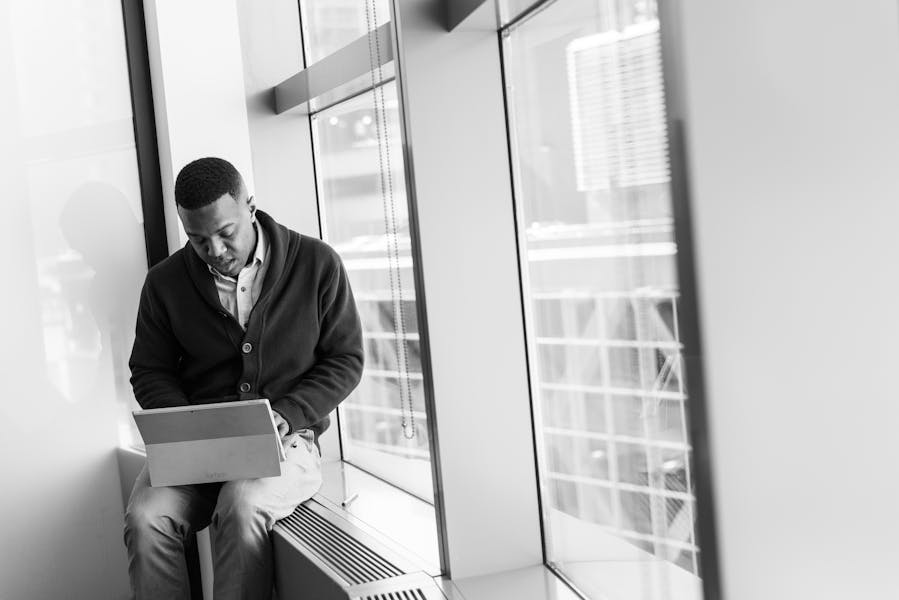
[
  {"left": 496, "top": 20, "right": 551, "bottom": 570},
  {"left": 121, "top": 0, "right": 167, "bottom": 267},
  {"left": 658, "top": 1, "right": 722, "bottom": 597},
  {"left": 388, "top": 0, "right": 451, "bottom": 576}
]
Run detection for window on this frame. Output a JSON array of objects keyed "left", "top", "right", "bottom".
[
  {"left": 300, "top": 0, "right": 391, "bottom": 65},
  {"left": 7, "top": 0, "right": 147, "bottom": 447},
  {"left": 502, "top": 0, "right": 704, "bottom": 597},
  {"left": 300, "top": 0, "right": 436, "bottom": 505}
]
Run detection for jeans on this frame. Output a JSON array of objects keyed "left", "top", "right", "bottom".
[{"left": 123, "top": 429, "right": 322, "bottom": 600}]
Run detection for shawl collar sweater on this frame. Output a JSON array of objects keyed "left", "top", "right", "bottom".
[{"left": 129, "top": 210, "right": 364, "bottom": 438}]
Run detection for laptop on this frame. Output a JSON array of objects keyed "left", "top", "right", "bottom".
[{"left": 133, "top": 399, "right": 286, "bottom": 487}]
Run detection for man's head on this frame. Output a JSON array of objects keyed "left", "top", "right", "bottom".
[{"left": 175, "top": 157, "right": 257, "bottom": 277}]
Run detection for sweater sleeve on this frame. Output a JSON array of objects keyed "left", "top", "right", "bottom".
[
  {"left": 271, "top": 254, "right": 364, "bottom": 432},
  {"left": 129, "top": 276, "right": 191, "bottom": 409}
]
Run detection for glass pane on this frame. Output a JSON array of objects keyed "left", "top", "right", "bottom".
[
  {"left": 4, "top": 0, "right": 147, "bottom": 448},
  {"left": 308, "top": 60, "right": 396, "bottom": 114},
  {"left": 313, "top": 81, "right": 436, "bottom": 504},
  {"left": 504, "top": 0, "right": 703, "bottom": 596},
  {"left": 300, "top": 0, "right": 391, "bottom": 65},
  {"left": 498, "top": 0, "right": 542, "bottom": 25}
]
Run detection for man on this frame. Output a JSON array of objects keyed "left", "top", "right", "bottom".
[{"left": 124, "top": 157, "right": 363, "bottom": 599}]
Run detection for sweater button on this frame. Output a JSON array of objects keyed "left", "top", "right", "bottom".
[
  {"left": 242, "top": 342, "right": 253, "bottom": 354},
  {"left": 239, "top": 382, "right": 251, "bottom": 393}
]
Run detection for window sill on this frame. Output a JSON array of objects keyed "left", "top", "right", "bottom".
[
  {"left": 544, "top": 508, "right": 702, "bottom": 600},
  {"left": 447, "top": 564, "right": 581, "bottom": 600},
  {"left": 315, "top": 457, "right": 441, "bottom": 575}
]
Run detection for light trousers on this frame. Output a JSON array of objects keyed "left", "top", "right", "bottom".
[{"left": 124, "top": 430, "right": 322, "bottom": 600}]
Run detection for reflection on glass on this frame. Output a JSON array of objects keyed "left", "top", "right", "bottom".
[
  {"left": 300, "top": 0, "right": 391, "bottom": 65},
  {"left": 308, "top": 61, "right": 396, "bottom": 114},
  {"left": 313, "top": 82, "right": 435, "bottom": 503},
  {"left": 6, "top": 0, "right": 146, "bottom": 447},
  {"left": 504, "top": 0, "right": 702, "bottom": 597},
  {"left": 498, "top": 0, "right": 543, "bottom": 25}
]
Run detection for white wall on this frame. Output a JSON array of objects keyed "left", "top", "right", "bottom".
[
  {"left": 678, "top": 2, "right": 899, "bottom": 598},
  {"left": 0, "top": 1, "right": 143, "bottom": 597},
  {"left": 394, "top": 0, "right": 543, "bottom": 579},
  {"left": 144, "top": 0, "right": 321, "bottom": 251},
  {"left": 235, "top": 0, "right": 320, "bottom": 238},
  {"left": 144, "top": 0, "right": 256, "bottom": 253}
]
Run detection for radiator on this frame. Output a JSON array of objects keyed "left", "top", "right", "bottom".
[{"left": 273, "top": 500, "right": 449, "bottom": 599}]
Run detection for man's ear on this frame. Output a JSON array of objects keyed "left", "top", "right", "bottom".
[{"left": 247, "top": 195, "right": 257, "bottom": 221}]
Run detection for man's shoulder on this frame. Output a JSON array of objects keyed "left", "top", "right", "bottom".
[
  {"left": 296, "top": 234, "right": 340, "bottom": 262},
  {"left": 144, "top": 246, "right": 190, "bottom": 288},
  {"left": 257, "top": 211, "right": 342, "bottom": 275},
  {"left": 294, "top": 235, "right": 346, "bottom": 281}
]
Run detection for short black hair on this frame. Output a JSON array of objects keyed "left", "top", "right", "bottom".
[{"left": 175, "top": 157, "right": 244, "bottom": 210}]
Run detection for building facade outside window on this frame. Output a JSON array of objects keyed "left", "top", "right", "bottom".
[{"left": 502, "top": 0, "right": 704, "bottom": 597}]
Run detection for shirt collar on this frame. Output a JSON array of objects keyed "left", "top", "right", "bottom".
[
  {"left": 207, "top": 219, "right": 267, "bottom": 280},
  {"left": 251, "top": 218, "right": 267, "bottom": 267}
]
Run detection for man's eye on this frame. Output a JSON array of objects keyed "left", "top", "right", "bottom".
[{"left": 222, "top": 230, "right": 234, "bottom": 239}]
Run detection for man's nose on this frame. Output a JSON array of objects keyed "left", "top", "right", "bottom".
[{"left": 208, "top": 237, "right": 226, "bottom": 258}]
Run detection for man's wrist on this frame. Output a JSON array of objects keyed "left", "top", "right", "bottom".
[{"left": 272, "top": 407, "right": 294, "bottom": 435}]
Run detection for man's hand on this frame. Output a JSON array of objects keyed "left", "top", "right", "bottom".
[{"left": 272, "top": 410, "right": 290, "bottom": 441}]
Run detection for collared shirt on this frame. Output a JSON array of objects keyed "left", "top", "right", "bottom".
[{"left": 207, "top": 219, "right": 269, "bottom": 330}]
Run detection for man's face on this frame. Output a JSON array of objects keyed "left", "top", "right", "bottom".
[{"left": 178, "top": 193, "right": 256, "bottom": 277}]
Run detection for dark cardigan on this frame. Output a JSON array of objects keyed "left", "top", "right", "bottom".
[{"left": 129, "top": 210, "right": 364, "bottom": 438}]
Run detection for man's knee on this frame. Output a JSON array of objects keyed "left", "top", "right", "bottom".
[
  {"left": 212, "top": 481, "right": 270, "bottom": 534},
  {"left": 124, "top": 493, "right": 187, "bottom": 544}
]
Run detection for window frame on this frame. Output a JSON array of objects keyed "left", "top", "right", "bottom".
[
  {"left": 495, "top": 0, "right": 723, "bottom": 597},
  {"left": 121, "top": 0, "right": 167, "bottom": 267}
]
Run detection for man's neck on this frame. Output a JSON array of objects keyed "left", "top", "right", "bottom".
[{"left": 245, "top": 220, "right": 260, "bottom": 267}]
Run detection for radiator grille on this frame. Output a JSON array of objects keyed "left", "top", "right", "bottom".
[
  {"left": 278, "top": 503, "right": 405, "bottom": 585},
  {"left": 354, "top": 590, "right": 428, "bottom": 600}
]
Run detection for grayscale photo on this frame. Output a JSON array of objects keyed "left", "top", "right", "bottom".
[{"left": 1, "top": 1, "right": 896, "bottom": 599}]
